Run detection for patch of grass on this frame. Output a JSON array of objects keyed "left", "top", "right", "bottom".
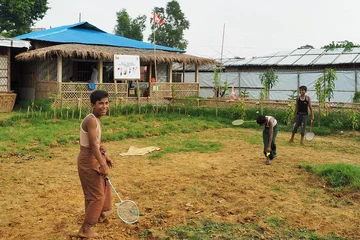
[
  {"left": 148, "top": 137, "right": 223, "bottom": 159},
  {"left": 165, "top": 220, "right": 235, "bottom": 239},
  {"left": 265, "top": 216, "right": 282, "bottom": 229},
  {"left": 271, "top": 185, "right": 283, "bottom": 192},
  {"left": 242, "top": 133, "right": 262, "bottom": 145},
  {"left": 300, "top": 163, "right": 360, "bottom": 191},
  {"left": 157, "top": 220, "right": 347, "bottom": 240}
]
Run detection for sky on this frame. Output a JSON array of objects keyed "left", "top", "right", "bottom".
[{"left": 34, "top": 0, "right": 360, "bottom": 60}]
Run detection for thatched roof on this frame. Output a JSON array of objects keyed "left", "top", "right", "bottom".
[{"left": 15, "top": 44, "right": 217, "bottom": 65}]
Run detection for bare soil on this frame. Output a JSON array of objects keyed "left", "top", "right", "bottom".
[{"left": 1, "top": 128, "right": 360, "bottom": 239}]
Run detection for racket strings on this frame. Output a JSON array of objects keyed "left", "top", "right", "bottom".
[{"left": 117, "top": 200, "right": 139, "bottom": 223}]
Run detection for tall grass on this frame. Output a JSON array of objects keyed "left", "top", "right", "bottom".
[
  {"left": 1, "top": 99, "right": 359, "bottom": 156},
  {"left": 301, "top": 163, "right": 360, "bottom": 191},
  {"left": 9, "top": 99, "right": 360, "bottom": 131}
]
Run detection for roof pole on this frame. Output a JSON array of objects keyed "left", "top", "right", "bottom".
[
  {"left": 153, "top": 16, "right": 157, "bottom": 81},
  {"left": 219, "top": 23, "right": 225, "bottom": 84}
]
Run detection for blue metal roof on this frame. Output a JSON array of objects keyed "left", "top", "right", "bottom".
[{"left": 14, "top": 22, "right": 184, "bottom": 53}]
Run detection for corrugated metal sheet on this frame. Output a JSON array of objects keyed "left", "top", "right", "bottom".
[
  {"left": 224, "top": 47, "right": 360, "bottom": 67},
  {"left": 0, "top": 36, "right": 31, "bottom": 48},
  {"left": 277, "top": 55, "right": 302, "bottom": 65},
  {"left": 14, "top": 22, "right": 184, "bottom": 53},
  {"left": 294, "top": 54, "right": 319, "bottom": 65}
]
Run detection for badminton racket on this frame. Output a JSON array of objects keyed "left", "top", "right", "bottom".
[
  {"left": 232, "top": 119, "right": 256, "bottom": 126},
  {"left": 106, "top": 177, "right": 139, "bottom": 224},
  {"left": 305, "top": 120, "right": 315, "bottom": 141}
]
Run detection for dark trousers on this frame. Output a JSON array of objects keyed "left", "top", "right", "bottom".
[
  {"left": 292, "top": 113, "right": 308, "bottom": 136},
  {"left": 262, "top": 124, "right": 278, "bottom": 160}
]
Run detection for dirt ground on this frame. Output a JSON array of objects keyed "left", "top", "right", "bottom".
[{"left": 1, "top": 128, "right": 360, "bottom": 239}]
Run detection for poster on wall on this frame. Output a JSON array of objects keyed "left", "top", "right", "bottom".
[{"left": 114, "top": 55, "right": 140, "bottom": 80}]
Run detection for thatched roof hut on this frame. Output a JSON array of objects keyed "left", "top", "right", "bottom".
[
  {"left": 15, "top": 43, "right": 217, "bottom": 65},
  {"left": 11, "top": 21, "right": 217, "bottom": 102}
]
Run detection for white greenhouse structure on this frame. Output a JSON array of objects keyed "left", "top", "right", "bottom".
[{"left": 179, "top": 48, "right": 360, "bottom": 103}]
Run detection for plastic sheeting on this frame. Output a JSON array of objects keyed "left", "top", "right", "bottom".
[{"left": 189, "top": 70, "right": 358, "bottom": 102}]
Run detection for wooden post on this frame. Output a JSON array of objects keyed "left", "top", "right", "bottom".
[
  {"left": 136, "top": 80, "right": 141, "bottom": 114},
  {"left": 355, "top": 69, "right": 358, "bottom": 92},
  {"left": 297, "top": 72, "right": 300, "bottom": 91},
  {"left": 169, "top": 62, "right": 173, "bottom": 83},
  {"left": 195, "top": 63, "right": 199, "bottom": 83},
  {"left": 57, "top": 55, "right": 62, "bottom": 83},
  {"left": 114, "top": 79, "right": 118, "bottom": 107},
  {"left": 182, "top": 63, "right": 185, "bottom": 82},
  {"left": 149, "top": 62, "right": 153, "bottom": 82},
  {"left": 238, "top": 72, "right": 241, "bottom": 97},
  {"left": 57, "top": 55, "right": 62, "bottom": 104},
  {"left": 99, "top": 59, "right": 103, "bottom": 83}
]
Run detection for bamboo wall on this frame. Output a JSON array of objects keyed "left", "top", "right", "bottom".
[
  {"left": 40, "top": 81, "right": 360, "bottom": 113},
  {"left": 48, "top": 82, "right": 200, "bottom": 109}
]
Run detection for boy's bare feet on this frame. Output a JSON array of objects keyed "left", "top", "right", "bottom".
[
  {"left": 78, "top": 225, "right": 99, "bottom": 238},
  {"left": 289, "top": 139, "right": 294, "bottom": 143},
  {"left": 98, "top": 210, "right": 112, "bottom": 223}
]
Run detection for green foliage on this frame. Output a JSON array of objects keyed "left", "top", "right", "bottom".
[
  {"left": 148, "top": 0, "right": 190, "bottom": 50},
  {"left": 17, "top": 99, "right": 53, "bottom": 112},
  {"left": 114, "top": 9, "right": 146, "bottom": 41},
  {"left": 349, "top": 110, "right": 359, "bottom": 131},
  {"left": 301, "top": 163, "right": 360, "bottom": 190},
  {"left": 265, "top": 216, "right": 282, "bottom": 229},
  {"left": 285, "top": 101, "right": 295, "bottom": 125},
  {"left": 315, "top": 68, "right": 337, "bottom": 126},
  {"left": 259, "top": 68, "right": 279, "bottom": 99},
  {"left": 0, "top": 0, "right": 49, "bottom": 37},
  {"left": 230, "top": 102, "right": 247, "bottom": 119},
  {"left": 171, "top": 84, "right": 178, "bottom": 98},
  {"left": 298, "top": 44, "right": 314, "bottom": 49},
  {"left": 322, "top": 40, "right": 360, "bottom": 52},
  {"left": 1, "top": 101, "right": 359, "bottom": 157},
  {"left": 212, "top": 68, "right": 228, "bottom": 98},
  {"left": 353, "top": 91, "right": 360, "bottom": 103},
  {"left": 287, "top": 90, "right": 298, "bottom": 100},
  {"left": 240, "top": 88, "right": 249, "bottom": 99},
  {"left": 159, "top": 219, "right": 346, "bottom": 240},
  {"left": 315, "top": 68, "right": 337, "bottom": 103}
]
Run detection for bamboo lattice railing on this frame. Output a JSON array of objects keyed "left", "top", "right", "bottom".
[{"left": 34, "top": 81, "right": 360, "bottom": 112}]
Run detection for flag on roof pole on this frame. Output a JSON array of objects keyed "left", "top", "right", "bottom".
[{"left": 153, "top": 12, "right": 164, "bottom": 26}]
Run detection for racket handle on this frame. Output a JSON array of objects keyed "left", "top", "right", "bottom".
[{"left": 105, "top": 177, "right": 123, "bottom": 202}]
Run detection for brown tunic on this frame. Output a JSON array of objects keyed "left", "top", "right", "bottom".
[{"left": 77, "top": 114, "right": 111, "bottom": 225}]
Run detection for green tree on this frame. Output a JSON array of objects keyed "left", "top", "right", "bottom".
[
  {"left": 298, "top": 44, "right": 314, "bottom": 49},
  {"left": 259, "top": 68, "right": 279, "bottom": 99},
  {"left": 148, "top": 0, "right": 190, "bottom": 50},
  {"left": 0, "top": 0, "right": 49, "bottom": 37},
  {"left": 322, "top": 40, "right": 360, "bottom": 52},
  {"left": 212, "top": 68, "right": 228, "bottom": 98},
  {"left": 114, "top": 9, "right": 146, "bottom": 41},
  {"left": 314, "top": 68, "right": 337, "bottom": 126}
]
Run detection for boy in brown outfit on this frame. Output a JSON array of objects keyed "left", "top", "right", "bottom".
[{"left": 77, "top": 90, "right": 114, "bottom": 238}]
